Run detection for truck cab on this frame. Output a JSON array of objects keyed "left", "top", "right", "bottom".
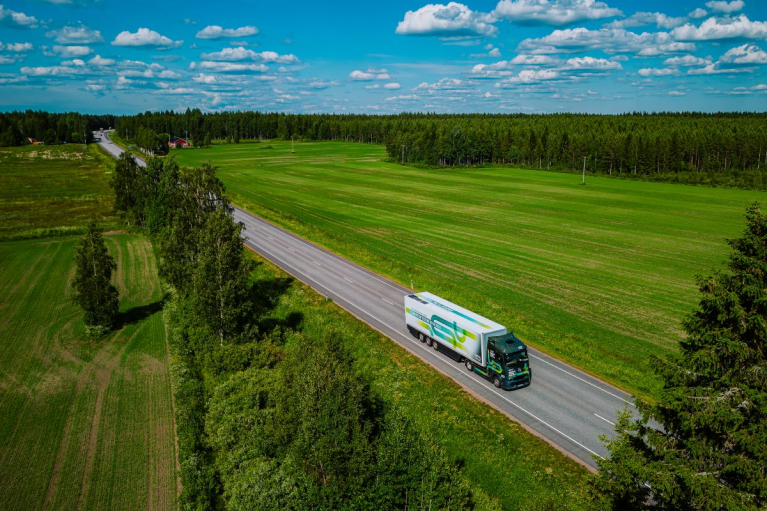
[{"left": 483, "top": 332, "right": 531, "bottom": 390}]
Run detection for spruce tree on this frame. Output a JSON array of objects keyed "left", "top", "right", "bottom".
[
  {"left": 72, "top": 222, "right": 119, "bottom": 334},
  {"left": 591, "top": 202, "right": 767, "bottom": 510}
]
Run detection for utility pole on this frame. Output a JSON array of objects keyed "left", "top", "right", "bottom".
[
  {"left": 291, "top": 136, "right": 295, "bottom": 154},
  {"left": 582, "top": 156, "right": 587, "bottom": 185}
]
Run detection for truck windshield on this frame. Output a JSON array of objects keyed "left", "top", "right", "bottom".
[{"left": 505, "top": 350, "right": 528, "bottom": 366}]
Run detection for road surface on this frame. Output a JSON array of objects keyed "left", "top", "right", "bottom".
[{"left": 96, "top": 133, "right": 636, "bottom": 470}]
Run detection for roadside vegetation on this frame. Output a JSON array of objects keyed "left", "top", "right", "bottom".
[
  {"left": 111, "top": 152, "right": 590, "bottom": 510},
  {"left": 0, "top": 144, "right": 118, "bottom": 240},
  {"left": 171, "top": 140, "right": 767, "bottom": 400}
]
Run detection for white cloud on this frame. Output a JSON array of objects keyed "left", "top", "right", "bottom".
[
  {"left": 663, "top": 55, "right": 712, "bottom": 66},
  {"left": 0, "top": 55, "right": 14, "bottom": 64},
  {"left": 349, "top": 67, "right": 391, "bottom": 80},
  {"left": 604, "top": 12, "right": 686, "bottom": 30},
  {"left": 384, "top": 82, "right": 402, "bottom": 89},
  {"left": 563, "top": 56, "right": 622, "bottom": 70},
  {"left": 0, "top": 5, "right": 38, "bottom": 29},
  {"left": 384, "top": 94, "right": 419, "bottom": 101},
  {"left": 688, "top": 63, "right": 753, "bottom": 74},
  {"left": 21, "top": 65, "right": 83, "bottom": 76},
  {"left": 493, "top": 0, "right": 622, "bottom": 26},
  {"left": 308, "top": 79, "right": 341, "bottom": 88},
  {"left": 705, "top": 0, "right": 744, "bottom": 13},
  {"left": 495, "top": 68, "right": 561, "bottom": 85},
  {"left": 510, "top": 54, "right": 559, "bottom": 65},
  {"left": 195, "top": 25, "right": 259, "bottom": 39},
  {"left": 0, "top": 41, "right": 32, "bottom": 52},
  {"left": 53, "top": 45, "right": 94, "bottom": 57},
  {"left": 471, "top": 61, "right": 515, "bottom": 77},
  {"left": 0, "top": 74, "right": 27, "bottom": 84},
  {"left": 200, "top": 47, "right": 299, "bottom": 64},
  {"left": 688, "top": 8, "right": 708, "bottom": 18},
  {"left": 719, "top": 43, "right": 767, "bottom": 65},
  {"left": 470, "top": 45, "right": 502, "bottom": 58},
  {"left": 88, "top": 55, "right": 115, "bottom": 66},
  {"left": 84, "top": 84, "right": 106, "bottom": 92},
  {"left": 416, "top": 77, "right": 471, "bottom": 90},
  {"left": 195, "top": 61, "right": 269, "bottom": 73},
  {"left": 62, "top": 59, "right": 86, "bottom": 67},
  {"left": 518, "top": 27, "right": 695, "bottom": 55},
  {"left": 193, "top": 73, "right": 217, "bottom": 83},
  {"left": 673, "top": 15, "right": 767, "bottom": 41},
  {"left": 364, "top": 84, "right": 380, "bottom": 89},
  {"left": 395, "top": 2, "right": 497, "bottom": 37},
  {"left": 112, "top": 28, "right": 183, "bottom": 49},
  {"left": 637, "top": 67, "right": 680, "bottom": 76},
  {"left": 46, "top": 26, "right": 104, "bottom": 44},
  {"left": 668, "top": 90, "right": 686, "bottom": 96}
]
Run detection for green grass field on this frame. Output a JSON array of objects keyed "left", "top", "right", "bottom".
[
  {"left": 250, "top": 252, "right": 589, "bottom": 511},
  {"left": 0, "top": 235, "right": 178, "bottom": 510},
  {"left": 0, "top": 144, "right": 118, "bottom": 240},
  {"left": 173, "top": 140, "right": 767, "bottom": 398}
]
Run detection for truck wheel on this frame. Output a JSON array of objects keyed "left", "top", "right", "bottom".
[
  {"left": 432, "top": 339, "right": 439, "bottom": 350},
  {"left": 465, "top": 359, "right": 473, "bottom": 372},
  {"left": 493, "top": 376, "right": 502, "bottom": 388},
  {"left": 419, "top": 332, "right": 425, "bottom": 342},
  {"left": 426, "top": 337, "right": 433, "bottom": 347}
]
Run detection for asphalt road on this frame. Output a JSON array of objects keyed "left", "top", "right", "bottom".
[{"left": 96, "top": 133, "right": 636, "bottom": 470}]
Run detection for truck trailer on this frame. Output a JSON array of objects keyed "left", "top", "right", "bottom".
[{"left": 405, "top": 292, "right": 531, "bottom": 390}]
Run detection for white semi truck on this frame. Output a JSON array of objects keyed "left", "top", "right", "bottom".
[{"left": 405, "top": 292, "right": 531, "bottom": 390}]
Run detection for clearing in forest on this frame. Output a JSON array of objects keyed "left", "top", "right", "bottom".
[
  {"left": 0, "top": 234, "right": 177, "bottom": 511},
  {"left": 173, "top": 140, "right": 767, "bottom": 398}
]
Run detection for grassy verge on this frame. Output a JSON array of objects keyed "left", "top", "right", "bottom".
[
  {"left": 244, "top": 249, "right": 590, "bottom": 510},
  {"left": 0, "top": 144, "right": 119, "bottom": 240},
  {"left": 0, "top": 234, "right": 177, "bottom": 510}
]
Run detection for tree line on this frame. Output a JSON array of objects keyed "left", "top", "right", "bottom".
[
  {"left": 109, "top": 153, "right": 472, "bottom": 510},
  {"left": 0, "top": 110, "right": 116, "bottom": 146}
]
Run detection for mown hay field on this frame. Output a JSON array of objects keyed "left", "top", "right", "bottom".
[
  {"left": 0, "top": 144, "right": 117, "bottom": 240},
  {"left": 174, "top": 140, "right": 767, "bottom": 398},
  {"left": 0, "top": 234, "right": 177, "bottom": 510}
]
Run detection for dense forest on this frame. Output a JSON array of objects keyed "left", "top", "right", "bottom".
[{"left": 3, "top": 109, "right": 767, "bottom": 186}]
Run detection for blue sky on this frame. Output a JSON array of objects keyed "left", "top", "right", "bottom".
[{"left": 0, "top": 0, "right": 766, "bottom": 114}]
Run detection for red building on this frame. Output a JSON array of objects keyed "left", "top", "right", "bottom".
[{"left": 169, "top": 137, "right": 190, "bottom": 148}]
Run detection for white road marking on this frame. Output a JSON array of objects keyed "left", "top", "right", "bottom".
[
  {"left": 311, "top": 259, "right": 321, "bottom": 266},
  {"left": 343, "top": 277, "right": 354, "bottom": 284},
  {"left": 288, "top": 247, "right": 296, "bottom": 253},
  {"left": 381, "top": 297, "right": 395, "bottom": 306},
  {"left": 529, "top": 354, "right": 633, "bottom": 406},
  {"left": 267, "top": 235, "right": 275, "bottom": 241},
  {"left": 594, "top": 413, "right": 616, "bottom": 426},
  {"left": 248, "top": 241, "right": 604, "bottom": 462}
]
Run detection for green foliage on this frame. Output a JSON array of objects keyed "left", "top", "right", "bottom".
[
  {"left": 111, "top": 152, "right": 145, "bottom": 226},
  {"left": 591, "top": 202, "right": 767, "bottom": 510},
  {"left": 72, "top": 222, "right": 119, "bottom": 329},
  {"left": 193, "top": 209, "right": 255, "bottom": 344}
]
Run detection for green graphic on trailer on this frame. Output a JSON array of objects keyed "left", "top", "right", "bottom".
[{"left": 406, "top": 307, "right": 477, "bottom": 350}]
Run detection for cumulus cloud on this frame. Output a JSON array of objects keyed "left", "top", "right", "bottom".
[
  {"left": 194, "top": 61, "right": 269, "bottom": 73},
  {"left": 637, "top": 67, "right": 680, "bottom": 77},
  {"left": 200, "top": 47, "right": 299, "bottom": 64},
  {"left": 416, "top": 77, "right": 472, "bottom": 90},
  {"left": 563, "top": 55, "right": 622, "bottom": 70},
  {"left": 384, "top": 82, "right": 401, "bottom": 89},
  {"left": 663, "top": 55, "right": 712, "bottom": 67},
  {"left": 349, "top": 67, "right": 391, "bottom": 80},
  {"left": 719, "top": 43, "right": 767, "bottom": 65},
  {"left": 604, "top": 12, "right": 686, "bottom": 30},
  {"left": 495, "top": 68, "right": 561, "bottom": 86},
  {"left": 517, "top": 27, "right": 695, "bottom": 55},
  {"left": 493, "top": 0, "right": 622, "bottom": 26},
  {"left": 689, "top": 8, "right": 708, "bottom": 18},
  {"left": 112, "top": 28, "right": 183, "bottom": 49},
  {"left": 510, "top": 54, "right": 559, "bottom": 65},
  {"left": 0, "top": 5, "right": 38, "bottom": 29},
  {"left": 673, "top": 15, "right": 767, "bottom": 41},
  {"left": 0, "top": 41, "right": 32, "bottom": 52},
  {"left": 46, "top": 26, "right": 104, "bottom": 44},
  {"left": 195, "top": 25, "right": 259, "bottom": 39},
  {"left": 308, "top": 79, "right": 341, "bottom": 88},
  {"left": 88, "top": 55, "right": 115, "bottom": 66},
  {"left": 21, "top": 65, "right": 84, "bottom": 76},
  {"left": 705, "top": 0, "right": 744, "bottom": 13},
  {"left": 53, "top": 45, "right": 94, "bottom": 57},
  {"left": 192, "top": 73, "right": 217, "bottom": 83},
  {"left": 395, "top": 2, "right": 497, "bottom": 37}
]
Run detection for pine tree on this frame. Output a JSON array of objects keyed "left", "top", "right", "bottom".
[
  {"left": 591, "top": 202, "right": 767, "bottom": 510},
  {"left": 72, "top": 222, "right": 119, "bottom": 335}
]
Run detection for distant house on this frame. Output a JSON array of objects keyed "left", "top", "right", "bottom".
[
  {"left": 26, "top": 137, "right": 42, "bottom": 145},
  {"left": 169, "top": 137, "right": 190, "bottom": 148}
]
